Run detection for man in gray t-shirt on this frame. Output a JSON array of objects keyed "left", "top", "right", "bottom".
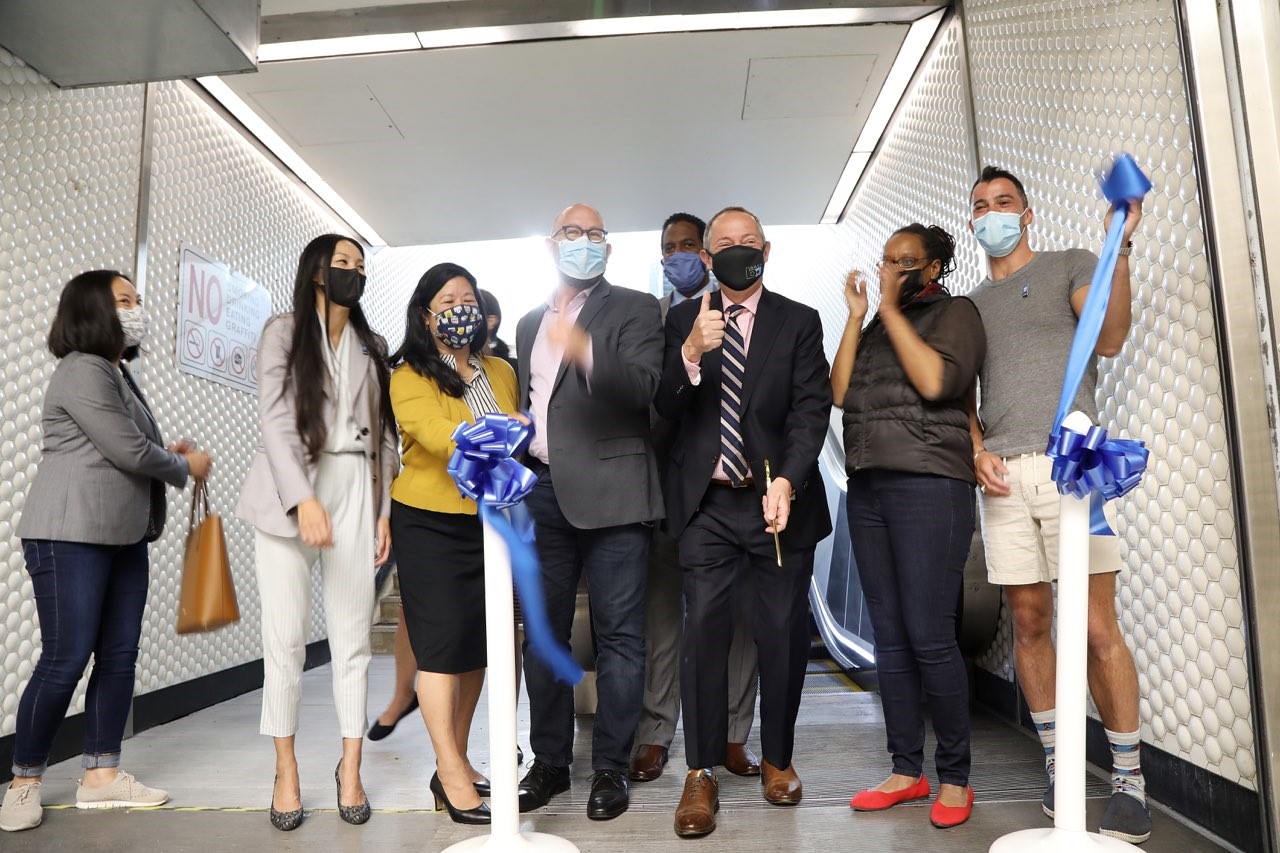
[{"left": 967, "top": 166, "right": 1150, "bottom": 844}]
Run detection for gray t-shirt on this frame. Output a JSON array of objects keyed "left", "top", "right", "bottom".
[{"left": 968, "top": 248, "right": 1099, "bottom": 456}]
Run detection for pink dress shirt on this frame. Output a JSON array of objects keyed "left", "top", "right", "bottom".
[
  {"left": 682, "top": 286, "right": 763, "bottom": 483},
  {"left": 528, "top": 285, "right": 597, "bottom": 464}
]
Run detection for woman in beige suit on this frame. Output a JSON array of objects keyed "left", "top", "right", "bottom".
[{"left": 236, "top": 234, "right": 398, "bottom": 831}]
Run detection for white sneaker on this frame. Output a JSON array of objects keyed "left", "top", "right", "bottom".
[
  {"left": 75, "top": 771, "right": 169, "bottom": 810},
  {"left": 0, "top": 781, "right": 42, "bottom": 831}
]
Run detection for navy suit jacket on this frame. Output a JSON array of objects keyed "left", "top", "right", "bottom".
[{"left": 654, "top": 287, "right": 833, "bottom": 549}]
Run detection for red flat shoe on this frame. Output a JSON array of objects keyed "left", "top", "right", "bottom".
[
  {"left": 849, "top": 776, "right": 931, "bottom": 811},
  {"left": 930, "top": 787, "right": 974, "bottom": 828}
]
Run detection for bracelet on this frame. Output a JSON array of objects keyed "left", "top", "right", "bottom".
[
  {"left": 973, "top": 449, "right": 986, "bottom": 462},
  {"left": 1117, "top": 240, "right": 1133, "bottom": 257}
]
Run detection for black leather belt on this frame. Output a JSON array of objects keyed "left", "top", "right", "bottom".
[{"left": 708, "top": 478, "right": 754, "bottom": 489}]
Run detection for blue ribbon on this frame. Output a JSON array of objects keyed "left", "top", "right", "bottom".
[
  {"left": 1045, "top": 154, "right": 1152, "bottom": 535},
  {"left": 447, "top": 414, "right": 584, "bottom": 685}
]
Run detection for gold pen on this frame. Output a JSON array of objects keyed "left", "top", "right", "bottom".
[{"left": 764, "top": 459, "right": 783, "bottom": 567}]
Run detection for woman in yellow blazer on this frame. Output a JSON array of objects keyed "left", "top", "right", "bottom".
[{"left": 389, "top": 263, "right": 520, "bottom": 825}]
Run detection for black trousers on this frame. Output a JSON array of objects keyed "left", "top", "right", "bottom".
[{"left": 678, "top": 484, "right": 814, "bottom": 770}]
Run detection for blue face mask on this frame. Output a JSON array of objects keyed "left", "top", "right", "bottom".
[
  {"left": 661, "top": 251, "right": 708, "bottom": 296},
  {"left": 556, "top": 236, "right": 608, "bottom": 285},
  {"left": 972, "top": 209, "right": 1026, "bottom": 258}
]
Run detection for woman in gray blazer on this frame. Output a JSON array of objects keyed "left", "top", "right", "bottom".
[
  {"left": 0, "top": 271, "right": 211, "bottom": 834},
  {"left": 235, "top": 234, "right": 398, "bottom": 831}
]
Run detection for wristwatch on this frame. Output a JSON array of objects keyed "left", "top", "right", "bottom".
[{"left": 1117, "top": 240, "right": 1133, "bottom": 257}]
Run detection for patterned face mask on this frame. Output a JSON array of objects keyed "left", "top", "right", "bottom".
[{"left": 431, "top": 303, "right": 483, "bottom": 349}]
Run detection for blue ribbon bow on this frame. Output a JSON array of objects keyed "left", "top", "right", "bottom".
[
  {"left": 448, "top": 414, "right": 584, "bottom": 685},
  {"left": 1045, "top": 154, "right": 1152, "bottom": 535}
]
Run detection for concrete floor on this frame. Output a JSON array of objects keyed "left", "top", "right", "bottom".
[{"left": 3, "top": 658, "right": 1232, "bottom": 852}]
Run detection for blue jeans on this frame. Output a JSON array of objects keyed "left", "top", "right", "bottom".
[
  {"left": 846, "top": 470, "right": 974, "bottom": 786},
  {"left": 523, "top": 472, "right": 650, "bottom": 772},
  {"left": 11, "top": 539, "right": 149, "bottom": 776}
]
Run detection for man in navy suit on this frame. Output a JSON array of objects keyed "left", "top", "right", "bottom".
[{"left": 655, "top": 206, "right": 832, "bottom": 837}]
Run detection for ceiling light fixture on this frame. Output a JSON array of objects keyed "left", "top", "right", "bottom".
[
  {"left": 258, "top": 33, "right": 421, "bottom": 62},
  {"left": 254, "top": 7, "right": 938, "bottom": 61},
  {"left": 196, "top": 76, "right": 388, "bottom": 247},
  {"left": 820, "top": 8, "right": 946, "bottom": 224}
]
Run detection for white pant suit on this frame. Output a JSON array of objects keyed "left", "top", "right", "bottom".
[{"left": 236, "top": 312, "right": 399, "bottom": 741}]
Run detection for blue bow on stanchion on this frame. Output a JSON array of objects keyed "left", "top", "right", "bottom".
[
  {"left": 448, "top": 414, "right": 584, "bottom": 685},
  {"left": 1045, "top": 154, "right": 1152, "bottom": 534}
]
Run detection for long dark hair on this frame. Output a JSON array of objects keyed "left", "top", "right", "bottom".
[
  {"left": 391, "top": 263, "right": 489, "bottom": 398},
  {"left": 48, "top": 270, "right": 128, "bottom": 360},
  {"left": 284, "top": 234, "right": 394, "bottom": 461}
]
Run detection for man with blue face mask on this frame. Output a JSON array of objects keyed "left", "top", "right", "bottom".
[
  {"left": 966, "top": 166, "right": 1151, "bottom": 844},
  {"left": 514, "top": 203, "right": 665, "bottom": 822},
  {"left": 630, "top": 213, "right": 760, "bottom": 784}
]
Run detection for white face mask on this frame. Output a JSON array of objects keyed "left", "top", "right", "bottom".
[{"left": 117, "top": 305, "right": 150, "bottom": 348}]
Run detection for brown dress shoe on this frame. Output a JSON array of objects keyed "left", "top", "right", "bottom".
[
  {"left": 674, "top": 769, "right": 719, "bottom": 837},
  {"left": 629, "top": 744, "right": 669, "bottom": 782},
  {"left": 761, "top": 759, "right": 803, "bottom": 805},
  {"left": 724, "top": 743, "right": 761, "bottom": 776}
]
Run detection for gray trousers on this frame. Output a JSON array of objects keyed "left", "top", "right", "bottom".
[{"left": 633, "top": 527, "right": 758, "bottom": 750}]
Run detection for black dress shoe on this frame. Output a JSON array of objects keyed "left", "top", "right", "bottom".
[
  {"left": 473, "top": 778, "right": 490, "bottom": 798},
  {"left": 587, "top": 769, "right": 629, "bottom": 821},
  {"left": 517, "top": 761, "right": 570, "bottom": 812},
  {"left": 366, "top": 695, "right": 419, "bottom": 741},
  {"left": 430, "top": 772, "right": 491, "bottom": 825}
]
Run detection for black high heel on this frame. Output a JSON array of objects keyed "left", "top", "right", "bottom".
[
  {"left": 473, "top": 778, "right": 491, "bottom": 798},
  {"left": 335, "top": 761, "right": 371, "bottom": 825},
  {"left": 367, "top": 695, "right": 419, "bottom": 741},
  {"left": 431, "top": 772, "right": 491, "bottom": 825},
  {"left": 269, "top": 775, "right": 304, "bottom": 831}
]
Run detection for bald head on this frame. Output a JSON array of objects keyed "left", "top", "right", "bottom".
[{"left": 552, "top": 203, "right": 605, "bottom": 234}]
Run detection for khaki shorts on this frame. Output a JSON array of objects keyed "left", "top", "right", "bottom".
[{"left": 979, "top": 452, "right": 1121, "bottom": 585}]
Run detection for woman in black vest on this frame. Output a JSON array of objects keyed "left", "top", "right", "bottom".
[{"left": 831, "top": 225, "right": 986, "bottom": 829}]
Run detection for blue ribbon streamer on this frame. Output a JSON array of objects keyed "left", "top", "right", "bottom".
[
  {"left": 1045, "top": 154, "right": 1152, "bottom": 535},
  {"left": 447, "top": 414, "right": 583, "bottom": 685}
]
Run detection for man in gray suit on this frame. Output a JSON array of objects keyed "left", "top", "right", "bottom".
[
  {"left": 631, "top": 213, "right": 760, "bottom": 783},
  {"left": 515, "top": 203, "right": 664, "bottom": 821}
]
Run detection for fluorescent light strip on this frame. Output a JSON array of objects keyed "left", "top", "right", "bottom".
[
  {"left": 258, "top": 33, "right": 421, "bottom": 62},
  {"left": 256, "top": 8, "right": 918, "bottom": 60},
  {"left": 196, "top": 76, "right": 387, "bottom": 247},
  {"left": 820, "top": 9, "right": 946, "bottom": 224},
  {"left": 418, "top": 9, "right": 891, "bottom": 50}
]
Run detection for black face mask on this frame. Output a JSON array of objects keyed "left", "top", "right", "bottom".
[
  {"left": 324, "top": 266, "right": 366, "bottom": 308},
  {"left": 710, "top": 245, "right": 765, "bottom": 291},
  {"left": 897, "top": 269, "right": 928, "bottom": 306}
]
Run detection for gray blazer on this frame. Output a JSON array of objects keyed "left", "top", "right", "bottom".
[
  {"left": 516, "top": 280, "right": 665, "bottom": 529},
  {"left": 236, "top": 314, "right": 398, "bottom": 539},
  {"left": 18, "top": 352, "right": 189, "bottom": 545}
]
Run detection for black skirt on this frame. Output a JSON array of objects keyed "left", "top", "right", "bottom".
[{"left": 391, "top": 500, "right": 486, "bottom": 673}]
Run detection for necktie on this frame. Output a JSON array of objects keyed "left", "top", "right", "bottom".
[{"left": 719, "top": 304, "right": 749, "bottom": 486}]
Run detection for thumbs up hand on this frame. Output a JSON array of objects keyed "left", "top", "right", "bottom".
[{"left": 681, "top": 291, "right": 725, "bottom": 364}]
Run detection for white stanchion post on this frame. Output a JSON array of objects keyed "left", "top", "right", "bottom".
[
  {"left": 989, "top": 411, "right": 1139, "bottom": 853},
  {"left": 442, "top": 518, "right": 579, "bottom": 853}
]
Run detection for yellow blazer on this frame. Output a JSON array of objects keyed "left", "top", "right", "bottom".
[{"left": 390, "top": 357, "right": 520, "bottom": 515}]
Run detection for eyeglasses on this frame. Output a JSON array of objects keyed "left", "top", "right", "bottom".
[
  {"left": 553, "top": 225, "right": 608, "bottom": 244},
  {"left": 876, "top": 256, "right": 930, "bottom": 270}
]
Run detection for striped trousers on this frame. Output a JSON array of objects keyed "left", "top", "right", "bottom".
[{"left": 253, "top": 451, "right": 375, "bottom": 740}]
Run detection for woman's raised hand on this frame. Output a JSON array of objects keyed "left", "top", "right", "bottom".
[{"left": 844, "top": 270, "right": 869, "bottom": 321}]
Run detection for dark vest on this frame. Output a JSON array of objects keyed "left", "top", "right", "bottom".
[{"left": 841, "top": 294, "right": 976, "bottom": 484}]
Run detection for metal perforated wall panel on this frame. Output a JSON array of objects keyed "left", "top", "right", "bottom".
[
  {"left": 0, "top": 48, "right": 146, "bottom": 736},
  {"left": 821, "top": 4, "right": 1254, "bottom": 789}
]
